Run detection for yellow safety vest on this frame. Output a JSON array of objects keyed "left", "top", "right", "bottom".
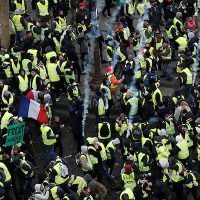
[
  {"left": 45, "top": 51, "right": 57, "bottom": 63},
  {"left": 186, "top": 173, "right": 198, "bottom": 188},
  {"left": 67, "top": 85, "right": 79, "bottom": 101},
  {"left": 98, "top": 122, "right": 111, "bottom": 140},
  {"left": 100, "top": 84, "right": 112, "bottom": 100},
  {"left": 80, "top": 153, "right": 93, "bottom": 172},
  {"left": 37, "top": 0, "right": 49, "bottom": 16},
  {"left": 49, "top": 185, "right": 59, "bottom": 199},
  {"left": 98, "top": 98, "right": 105, "bottom": 116},
  {"left": 0, "top": 162, "right": 11, "bottom": 183},
  {"left": 53, "top": 162, "right": 69, "bottom": 185},
  {"left": 181, "top": 68, "right": 192, "bottom": 85},
  {"left": 55, "top": 21, "right": 62, "bottom": 33},
  {"left": 137, "top": 3, "right": 144, "bottom": 16},
  {"left": 127, "top": 97, "right": 138, "bottom": 116},
  {"left": 117, "top": 47, "right": 126, "bottom": 62},
  {"left": 138, "top": 152, "right": 150, "bottom": 172},
  {"left": 72, "top": 176, "right": 87, "bottom": 196},
  {"left": 127, "top": 3, "right": 135, "bottom": 15},
  {"left": 14, "top": 0, "right": 25, "bottom": 14},
  {"left": 177, "top": 140, "right": 189, "bottom": 160},
  {"left": 22, "top": 59, "right": 32, "bottom": 75},
  {"left": 38, "top": 65, "right": 47, "bottom": 80},
  {"left": 12, "top": 15, "right": 24, "bottom": 32},
  {"left": 1, "top": 111, "right": 13, "bottom": 130},
  {"left": 156, "top": 145, "right": 170, "bottom": 161},
  {"left": 173, "top": 18, "right": 183, "bottom": 34},
  {"left": 120, "top": 188, "right": 135, "bottom": 200},
  {"left": 197, "top": 145, "right": 200, "bottom": 161},
  {"left": 88, "top": 146, "right": 98, "bottom": 165},
  {"left": 77, "top": 24, "right": 86, "bottom": 34},
  {"left": 1, "top": 85, "right": 13, "bottom": 108},
  {"left": 53, "top": 37, "right": 61, "bottom": 53},
  {"left": 18, "top": 74, "right": 29, "bottom": 92},
  {"left": 59, "top": 16, "right": 67, "bottom": 31},
  {"left": 176, "top": 37, "right": 188, "bottom": 51},
  {"left": 40, "top": 125, "right": 56, "bottom": 146},
  {"left": 106, "top": 141, "right": 116, "bottom": 159},
  {"left": 152, "top": 88, "right": 163, "bottom": 108},
  {"left": 166, "top": 25, "right": 176, "bottom": 40},
  {"left": 20, "top": 160, "right": 34, "bottom": 177},
  {"left": 121, "top": 172, "right": 136, "bottom": 189},
  {"left": 3, "top": 61, "right": 12, "bottom": 78},
  {"left": 99, "top": 142, "right": 107, "bottom": 161},
  {"left": 47, "top": 63, "right": 60, "bottom": 82},
  {"left": 31, "top": 26, "right": 41, "bottom": 42},
  {"left": 64, "top": 68, "right": 75, "bottom": 84},
  {"left": 106, "top": 46, "right": 113, "bottom": 62},
  {"left": 30, "top": 74, "right": 40, "bottom": 91},
  {"left": 171, "top": 162, "right": 184, "bottom": 182},
  {"left": 10, "top": 59, "right": 20, "bottom": 75},
  {"left": 166, "top": 120, "right": 175, "bottom": 135},
  {"left": 161, "top": 48, "right": 172, "bottom": 60}
]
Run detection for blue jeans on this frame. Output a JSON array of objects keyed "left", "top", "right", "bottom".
[
  {"left": 45, "top": 145, "right": 56, "bottom": 164},
  {"left": 161, "top": 62, "right": 171, "bottom": 78}
]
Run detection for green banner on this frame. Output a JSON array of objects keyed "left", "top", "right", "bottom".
[{"left": 5, "top": 122, "right": 25, "bottom": 147}]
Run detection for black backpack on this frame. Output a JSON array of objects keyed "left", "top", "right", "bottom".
[{"left": 100, "top": 122, "right": 109, "bottom": 138}]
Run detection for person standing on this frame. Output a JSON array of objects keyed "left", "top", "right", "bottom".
[{"left": 101, "top": 0, "right": 112, "bottom": 17}]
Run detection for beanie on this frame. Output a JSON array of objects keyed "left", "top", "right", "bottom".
[
  {"left": 188, "top": 32, "right": 195, "bottom": 39},
  {"left": 112, "top": 138, "right": 120, "bottom": 145},
  {"left": 124, "top": 164, "right": 132, "bottom": 173},
  {"left": 81, "top": 145, "right": 88, "bottom": 154},
  {"left": 79, "top": 2, "right": 84, "bottom": 8},
  {"left": 176, "top": 135, "right": 183, "bottom": 143},
  {"left": 176, "top": 12, "right": 182, "bottom": 18},
  {"left": 106, "top": 66, "right": 113, "bottom": 73}
]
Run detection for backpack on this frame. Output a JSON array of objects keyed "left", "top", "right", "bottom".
[
  {"left": 144, "top": 71, "right": 157, "bottom": 87},
  {"left": 91, "top": 95, "right": 99, "bottom": 111},
  {"left": 58, "top": 162, "right": 68, "bottom": 178},
  {"left": 100, "top": 122, "right": 109, "bottom": 138}
]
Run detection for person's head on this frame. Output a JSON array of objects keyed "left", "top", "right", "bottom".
[
  {"left": 80, "top": 20, "right": 85, "bottom": 25},
  {"left": 162, "top": 40, "right": 169, "bottom": 48},
  {"left": 59, "top": 10, "right": 64, "bottom": 16},
  {"left": 188, "top": 16, "right": 194, "bottom": 22},
  {"left": 40, "top": 0, "right": 45, "bottom": 4},
  {"left": 0, "top": 80, "right": 4, "bottom": 88},
  {"left": 19, "top": 68, "right": 25, "bottom": 76},
  {"left": 31, "top": 69, "right": 37, "bottom": 77},
  {"left": 26, "top": 31, "right": 33, "bottom": 38},
  {"left": 176, "top": 12, "right": 182, "bottom": 19},
  {"left": 54, "top": 115, "right": 60, "bottom": 122},
  {"left": 106, "top": 65, "right": 114, "bottom": 75},
  {"left": 58, "top": 53, "right": 65, "bottom": 61},
  {"left": 119, "top": 113, "right": 126, "bottom": 121},
  {"left": 79, "top": 3, "right": 85, "bottom": 10},
  {"left": 50, "top": 56, "right": 57, "bottom": 63},
  {"left": 81, "top": 145, "right": 88, "bottom": 154}
]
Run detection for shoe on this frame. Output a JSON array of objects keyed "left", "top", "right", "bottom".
[{"left": 56, "top": 98, "right": 60, "bottom": 102}]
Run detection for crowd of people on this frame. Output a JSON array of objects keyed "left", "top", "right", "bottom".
[{"left": 0, "top": 0, "right": 200, "bottom": 199}]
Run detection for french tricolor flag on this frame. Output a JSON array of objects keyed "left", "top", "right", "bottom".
[{"left": 18, "top": 95, "right": 48, "bottom": 123}]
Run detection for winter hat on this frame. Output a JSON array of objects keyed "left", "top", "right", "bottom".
[
  {"left": 188, "top": 32, "right": 195, "bottom": 39},
  {"left": 81, "top": 145, "right": 88, "bottom": 154},
  {"left": 79, "top": 2, "right": 85, "bottom": 8},
  {"left": 176, "top": 12, "right": 182, "bottom": 18},
  {"left": 106, "top": 66, "right": 113, "bottom": 73},
  {"left": 124, "top": 164, "right": 132, "bottom": 173},
  {"left": 160, "top": 129, "right": 167, "bottom": 136},
  {"left": 112, "top": 138, "right": 120, "bottom": 145},
  {"left": 159, "top": 159, "right": 169, "bottom": 169},
  {"left": 4, "top": 54, "right": 10, "bottom": 59},
  {"left": 176, "top": 135, "right": 183, "bottom": 143},
  {"left": 15, "top": 9, "right": 21, "bottom": 15}
]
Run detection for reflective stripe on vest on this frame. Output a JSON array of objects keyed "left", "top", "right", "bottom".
[
  {"left": 98, "top": 98, "right": 105, "bottom": 116},
  {"left": 11, "top": 59, "right": 20, "bottom": 74},
  {"left": 0, "top": 162, "right": 11, "bottom": 183}
]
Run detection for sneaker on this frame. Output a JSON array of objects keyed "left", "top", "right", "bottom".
[{"left": 56, "top": 98, "right": 60, "bottom": 102}]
